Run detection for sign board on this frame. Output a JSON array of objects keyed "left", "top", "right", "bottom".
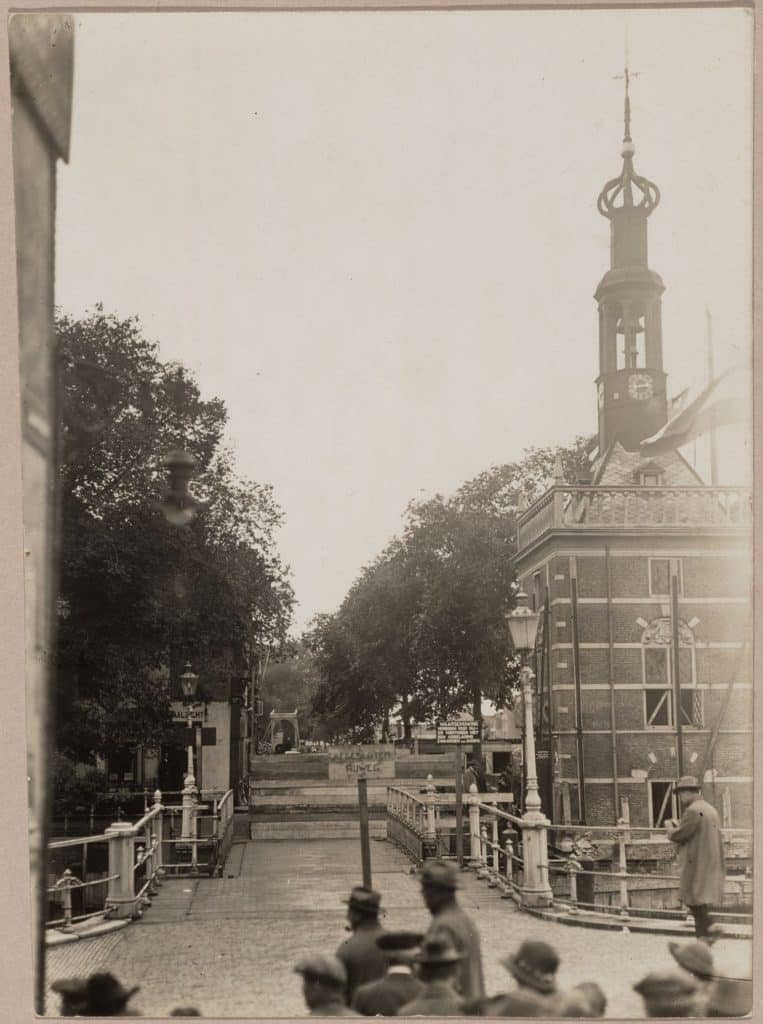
[
  {"left": 328, "top": 745, "right": 395, "bottom": 781},
  {"left": 436, "top": 719, "right": 480, "bottom": 744},
  {"left": 171, "top": 701, "right": 205, "bottom": 724}
]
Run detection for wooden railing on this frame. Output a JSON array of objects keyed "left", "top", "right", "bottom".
[{"left": 517, "top": 485, "right": 752, "bottom": 551}]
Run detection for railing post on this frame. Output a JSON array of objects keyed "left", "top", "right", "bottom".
[
  {"left": 58, "top": 869, "right": 76, "bottom": 932},
  {"left": 423, "top": 776, "right": 437, "bottom": 860},
  {"left": 502, "top": 837, "right": 514, "bottom": 898},
  {"left": 488, "top": 814, "right": 500, "bottom": 886},
  {"left": 468, "top": 785, "right": 481, "bottom": 868},
  {"left": 477, "top": 825, "right": 489, "bottom": 879},
  {"left": 104, "top": 822, "right": 137, "bottom": 919},
  {"left": 181, "top": 772, "right": 198, "bottom": 841},
  {"left": 618, "top": 826, "right": 630, "bottom": 921},
  {"left": 567, "top": 854, "right": 581, "bottom": 915},
  {"left": 153, "top": 790, "right": 164, "bottom": 881}
]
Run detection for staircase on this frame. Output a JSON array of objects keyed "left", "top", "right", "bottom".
[{"left": 248, "top": 752, "right": 455, "bottom": 840}]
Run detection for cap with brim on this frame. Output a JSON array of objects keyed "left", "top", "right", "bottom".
[
  {"left": 674, "top": 775, "right": 700, "bottom": 793},
  {"left": 343, "top": 886, "right": 382, "bottom": 914},
  {"left": 420, "top": 859, "right": 460, "bottom": 890},
  {"left": 414, "top": 937, "right": 462, "bottom": 966},
  {"left": 377, "top": 931, "right": 423, "bottom": 952},
  {"left": 668, "top": 941, "right": 715, "bottom": 980},
  {"left": 502, "top": 941, "right": 559, "bottom": 996},
  {"left": 51, "top": 978, "right": 88, "bottom": 995},
  {"left": 294, "top": 955, "right": 347, "bottom": 988}
]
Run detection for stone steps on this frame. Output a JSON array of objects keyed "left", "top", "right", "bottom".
[{"left": 250, "top": 819, "right": 388, "bottom": 841}]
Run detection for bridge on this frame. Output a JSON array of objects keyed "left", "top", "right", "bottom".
[{"left": 45, "top": 756, "right": 752, "bottom": 1017}]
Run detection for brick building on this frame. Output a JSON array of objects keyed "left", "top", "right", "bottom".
[{"left": 514, "top": 83, "right": 752, "bottom": 830}]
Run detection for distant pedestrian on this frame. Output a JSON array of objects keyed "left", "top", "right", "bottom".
[
  {"left": 633, "top": 970, "right": 699, "bottom": 1017},
  {"left": 351, "top": 931, "right": 423, "bottom": 1016},
  {"left": 336, "top": 886, "right": 388, "bottom": 1001},
  {"left": 420, "top": 859, "right": 485, "bottom": 1001},
  {"left": 665, "top": 776, "right": 726, "bottom": 939},
  {"left": 50, "top": 977, "right": 88, "bottom": 1016},
  {"left": 295, "top": 954, "right": 359, "bottom": 1017},
  {"left": 81, "top": 973, "right": 140, "bottom": 1016},
  {"left": 397, "top": 936, "right": 465, "bottom": 1016}
]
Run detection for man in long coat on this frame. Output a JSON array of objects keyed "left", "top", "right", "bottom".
[
  {"left": 665, "top": 776, "right": 726, "bottom": 939},
  {"left": 336, "top": 887, "right": 388, "bottom": 1001},
  {"left": 420, "top": 859, "right": 485, "bottom": 1002}
]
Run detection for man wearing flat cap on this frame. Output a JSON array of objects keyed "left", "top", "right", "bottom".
[
  {"left": 634, "top": 970, "right": 699, "bottom": 1017},
  {"left": 295, "top": 955, "right": 359, "bottom": 1016},
  {"left": 336, "top": 886, "right": 388, "bottom": 1001},
  {"left": 419, "top": 858, "right": 485, "bottom": 1002},
  {"left": 665, "top": 776, "right": 725, "bottom": 940},
  {"left": 397, "top": 936, "right": 466, "bottom": 1016},
  {"left": 351, "top": 931, "right": 423, "bottom": 1016}
]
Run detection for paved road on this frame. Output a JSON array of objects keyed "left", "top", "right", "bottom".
[{"left": 46, "top": 838, "right": 751, "bottom": 1018}]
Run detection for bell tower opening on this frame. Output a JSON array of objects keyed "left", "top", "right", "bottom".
[{"left": 595, "top": 69, "right": 669, "bottom": 452}]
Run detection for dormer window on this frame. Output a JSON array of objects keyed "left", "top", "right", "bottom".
[{"left": 641, "top": 472, "right": 661, "bottom": 486}]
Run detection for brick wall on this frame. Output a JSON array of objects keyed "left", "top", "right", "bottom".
[{"left": 682, "top": 556, "right": 751, "bottom": 598}]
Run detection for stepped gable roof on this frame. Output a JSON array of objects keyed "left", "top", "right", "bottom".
[{"left": 590, "top": 441, "right": 704, "bottom": 488}]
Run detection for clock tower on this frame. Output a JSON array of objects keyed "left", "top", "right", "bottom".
[{"left": 595, "top": 72, "right": 668, "bottom": 452}]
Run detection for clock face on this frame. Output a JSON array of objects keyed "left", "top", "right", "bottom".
[
  {"left": 628, "top": 373, "right": 654, "bottom": 401},
  {"left": 597, "top": 381, "right": 605, "bottom": 409}
]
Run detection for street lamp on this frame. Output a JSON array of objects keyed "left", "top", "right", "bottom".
[
  {"left": 179, "top": 662, "right": 199, "bottom": 841},
  {"left": 159, "top": 449, "right": 203, "bottom": 527},
  {"left": 507, "top": 590, "right": 553, "bottom": 907}
]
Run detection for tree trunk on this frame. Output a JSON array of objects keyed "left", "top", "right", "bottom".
[{"left": 401, "top": 698, "right": 412, "bottom": 740}]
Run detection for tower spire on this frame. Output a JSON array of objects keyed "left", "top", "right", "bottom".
[{"left": 623, "top": 66, "right": 632, "bottom": 144}]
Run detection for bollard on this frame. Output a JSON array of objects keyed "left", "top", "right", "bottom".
[
  {"left": 501, "top": 837, "right": 514, "bottom": 898},
  {"left": 477, "top": 825, "right": 489, "bottom": 879},
  {"left": 467, "top": 785, "right": 481, "bottom": 868},
  {"left": 491, "top": 815, "right": 500, "bottom": 874},
  {"left": 58, "top": 869, "right": 76, "bottom": 933},
  {"left": 104, "top": 822, "right": 137, "bottom": 919},
  {"left": 152, "top": 791, "right": 164, "bottom": 880},
  {"left": 423, "top": 776, "right": 437, "bottom": 860},
  {"left": 181, "top": 773, "right": 198, "bottom": 841}
]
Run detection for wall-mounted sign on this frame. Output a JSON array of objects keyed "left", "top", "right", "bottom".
[
  {"left": 328, "top": 745, "right": 395, "bottom": 781},
  {"left": 436, "top": 719, "right": 479, "bottom": 744},
  {"left": 171, "top": 701, "right": 205, "bottom": 724}
]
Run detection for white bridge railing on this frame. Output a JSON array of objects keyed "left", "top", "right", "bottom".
[{"left": 46, "top": 787, "right": 235, "bottom": 936}]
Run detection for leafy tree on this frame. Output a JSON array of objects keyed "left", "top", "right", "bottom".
[{"left": 55, "top": 306, "right": 293, "bottom": 764}]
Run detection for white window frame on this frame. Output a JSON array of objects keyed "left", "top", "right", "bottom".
[
  {"left": 642, "top": 636, "right": 697, "bottom": 730},
  {"left": 648, "top": 779, "right": 679, "bottom": 827}
]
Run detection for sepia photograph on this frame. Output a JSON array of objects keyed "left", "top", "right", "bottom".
[{"left": 6, "top": 3, "right": 754, "bottom": 1018}]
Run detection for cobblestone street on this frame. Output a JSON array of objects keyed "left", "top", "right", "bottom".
[{"left": 46, "top": 838, "right": 752, "bottom": 1018}]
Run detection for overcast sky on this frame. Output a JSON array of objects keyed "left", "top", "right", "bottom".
[{"left": 55, "top": 8, "right": 753, "bottom": 631}]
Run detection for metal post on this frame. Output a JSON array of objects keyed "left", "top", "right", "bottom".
[
  {"left": 519, "top": 664, "right": 554, "bottom": 908},
  {"left": 467, "top": 784, "right": 481, "bottom": 867},
  {"left": 477, "top": 825, "right": 489, "bottom": 878},
  {"left": 59, "top": 869, "right": 75, "bottom": 933},
  {"left": 567, "top": 854, "right": 581, "bottom": 914},
  {"left": 358, "top": 778, "right": 372, "bottom": 889},
  {"left": 455, "top": 749, "right": 464, "bottom": 868},
  {"left": 671, "top": 569, "right": 684, "bottom": 777},
  {"left": 424, "top": 776, "right": 437, "bottom": 859},
  {"left": 104, "top": 822, "right": 136, "bottom": 919},
  {"left": 618, "top": 826, "right": 630, "bottom": 920},
  {"left": 503, "top": 837, "right": 514, "bottom": 897},
  {"left": 570, "top": 576, "right": 586, "bottom": 823},
  {"left": 152, "top": 790, "right": 164, "bottom": 880}
]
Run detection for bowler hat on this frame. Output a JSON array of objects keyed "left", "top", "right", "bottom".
[
  {"left": 83, "top": 973, "right": 139, "bottom": 1015},
  {"left": 343, "top": 886, "right": 381, "bottom": 915},
  {"left": 377, "top": 930, "right": 423, "bottom": 952},
  {"left": 414, "top": 936, "right": 462, "bottom": 966},
  {"left": 51, "top": 977, "right": 88, "bottom": 997},
  {"left": 294, "top": 955, "right": 347, "bottom": 988},
  {"left": 420, "top": 858, "right": 460, "bottom": 890},
  {"left": 668, "top": 941, "right": 715, "bottom": 981},
  {"left": 706, "top": 977, "right": 753, "bottom": 1017},
  {"left": 502, "top": 940, "right": 560, "bottom": 995},
  {"left": 674, "top": 775, "right": 701, "bottom": 793}
]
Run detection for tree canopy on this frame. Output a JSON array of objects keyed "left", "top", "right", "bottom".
[
  {"left": 308, "top": 437, "right": 592, "bottom": 743},
  {"left": 55, "top": 306, "right": 293, "bottom": 763}
]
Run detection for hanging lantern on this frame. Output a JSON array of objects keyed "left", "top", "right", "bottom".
[
  {"left": 159, "top": 448, "right": 201, "bottom": 526},
  {"left": 507, "top": 590, "right": 540, "bottom": 653}
]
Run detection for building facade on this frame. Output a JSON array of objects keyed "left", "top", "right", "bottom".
[{"left": 514, "top": 86, "right": 752, "bottom": 830}]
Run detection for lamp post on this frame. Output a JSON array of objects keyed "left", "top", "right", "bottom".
[
  {"left": 179, "top": 662, "right": 199, "bottom": 841},
  {"left": 508, "top": 591, "right": 553, "bottom": 907}
]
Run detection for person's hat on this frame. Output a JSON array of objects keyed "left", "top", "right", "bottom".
[
  {"left": 294, "top": 955, "right": 347, "bottom": 988},
  {"left": 414, "top": 936, "right": 462, "bottom": 966},
  {"left": 51, "top": 977, "right": 88, "bottom": 997},
  {"left": 706, "top": 977, "right": 753, "bottom": 1017},
  {"left": 570, "top": 982, "right": 607, "bottom": 1017},
  {"left": 674, "top": 775, "right": 701, "bottom": 793},
  {"left": 84, "top": 973, "right": 139, "bottom": 1014},
  {"left": 502, "top": 940, "right": 560, "bottom": 995},
  {"left": 420, "top": 858, "right": 460, "bottom": 890},
  {"left": 377, "top": 931, "right": 423, "bottom": 952},
  {"left": 634, "top": 970, "right": 698, "bottom": 1014},
  {"left": 668, "top": 941, "right": 716, "bottom": 980},
  {"left": 343, "top": 886, "right": 382, "bottom": 914}
]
